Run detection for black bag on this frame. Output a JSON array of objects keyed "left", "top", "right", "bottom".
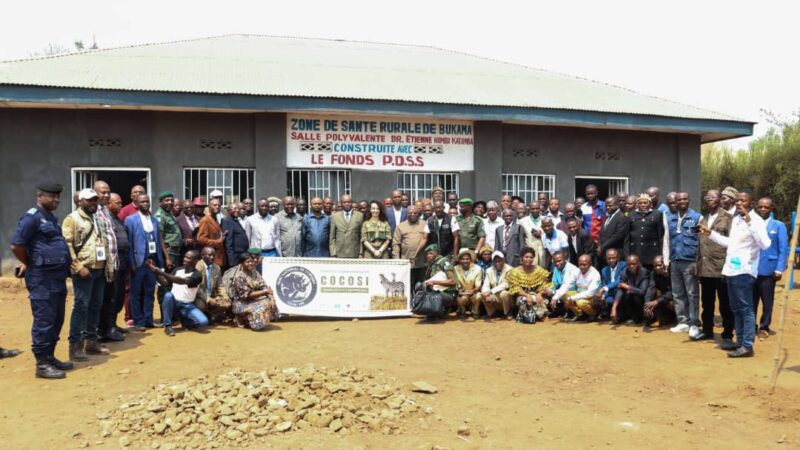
[{"left": 412, "top": 282, "right": 445, "bottom": 317}]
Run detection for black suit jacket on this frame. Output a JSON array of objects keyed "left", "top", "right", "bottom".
[
  {"left": 221, "top": 216, "right": 249, "bottom": 267},
  {"left": 599, "top": 210, "right": 630, "bottom": 259},
  {"left": 567, "top": 228, "right": 596, "bottom": 265}
]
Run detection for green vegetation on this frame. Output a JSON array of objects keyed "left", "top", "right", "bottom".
[{"left": 701, "top": 113, "right": 800, "bottom": 222}]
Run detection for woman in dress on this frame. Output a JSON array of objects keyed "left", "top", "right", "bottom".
[
  {"left": 361, "top": 200, "right": 391, "bottom": 259},
  {"left": 230, "top": 253, "right": 278, "bottom": 331},
  {"left": 506, "top": 247, "right": 552, "bottom": 322}
]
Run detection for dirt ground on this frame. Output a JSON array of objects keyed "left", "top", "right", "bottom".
[{"left": 0, "top": 276, "right": 798, "bottom": 450}]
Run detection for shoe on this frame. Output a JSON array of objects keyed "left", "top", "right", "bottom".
[
  {"left": 101, "top": 330, "right": 125, "bottom": 342},
  {"left": 48, "top": 356, "right": 74, "bottom": 371},
  {"left": 567, "top": 315, "right": 583, "bottom": 322},
  {"left": 670, "top": 323, "right": 690, "bottom": 333},
  {"left": 624, "top": 319, "right": 635, "bottom": 325},
  {"left": 688, "top": 325, "right": 700, "bottom": 339},
  {"left": 692, "top": 332, "right": 713, "bottom": 341},
  {"left": 83, "top": 339, "right": 111, "bottom": 356},
  {"left": 758, "top": 330, "right": 769, "bottom": 341},
  {"left": 129, "top": 325, "right": 146, "bottom": 332},
  {"left": 164, "top": 326, "right": 176, "bottom": 337},
  {"left": 720, "top": 338, "right": 738, "bottom": 350},
  {"left": 68, "top": 342, "right": 89, "bottom": 362},
  {"left": 727, "top": 347, "right": 754, "bottom": 358},
  {"left": 125, "top": 319, "right": 135, "bottom": 327},
  {"left": 585, "top": 315, "right": 597, "bottom": 323},
  {"left": 0, "top": 348, "right": 21, "bottom": 359},
  {"left": 114, "top": 326, "right": 130, "bottom": 334},
  {"left": 35, "top": 359, "right": 66, "bottom": 379}
]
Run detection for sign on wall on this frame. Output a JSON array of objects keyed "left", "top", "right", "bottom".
[
  {"left": 263, "top": 257, "right": 411, "bottom": 318},
  {"left": 287, "top": 114, "right": 474, "bottom": 171}
]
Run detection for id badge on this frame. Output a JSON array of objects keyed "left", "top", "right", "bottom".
[
  {"left": 148, "top": 241, "right": 157, "bottom": 254},
  {"left": 96, "top": 247, "right": 107, "bottom": 261}
]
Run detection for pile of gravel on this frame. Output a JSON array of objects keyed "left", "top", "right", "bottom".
[{"left": 98, "top": 365, "right": 434, "bottom": 448}]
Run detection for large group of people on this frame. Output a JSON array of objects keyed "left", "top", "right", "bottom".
[{"left": 5, "top": 180, "right": 790, "bottom": 379}]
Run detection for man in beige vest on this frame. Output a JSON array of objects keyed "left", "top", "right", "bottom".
[{"left": 329, "top": 194, "right": 364, "bottom": 258}]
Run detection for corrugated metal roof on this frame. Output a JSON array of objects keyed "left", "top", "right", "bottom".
[{"left": 0, "top": 34, "right": 746, "bottom": 122}]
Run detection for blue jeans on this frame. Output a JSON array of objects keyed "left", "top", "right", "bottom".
[
  {"left": 727, "top": 274, "right": 756, "bottom": 350},
  {"left": 130, "top": 266, "right": 157, "bottom": 326},
  {"left": 69, "top": 268, "right": 106, "bottom": 344},
  {"left": 162, "top": 292, "right": 209, "bottom": 328},
  {"left": 671, "top": 260, "right": 700, "bottom": 326}
]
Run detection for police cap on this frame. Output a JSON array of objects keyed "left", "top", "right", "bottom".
[{"left": 36, "top": 182, "right": 63, "bottom": 194}]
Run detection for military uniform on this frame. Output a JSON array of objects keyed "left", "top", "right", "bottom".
[
  {"left": 156, "top": 205, "right": 182, "bottom": 308},
  {"left": 10, "top": 183, "right": 72, "bottom": 378},
  {"left": 456, "top": 215, "right": 485, "bottom": 251}
]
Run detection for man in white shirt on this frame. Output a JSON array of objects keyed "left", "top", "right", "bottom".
[
  {"left": 482, "top": 201, "right": 503, "bottom": 250},
  {"left": 147, "top": 250, "right": 209, "bottom": 336},
  {"left": 245, "top": 198, "right": 282, "bottom": 258},
  {"left": 562, "top": 254, "right": 602, "bottom": 321},
  {"left": 701, "top": 191, "right": 770, "bottom": 358},
  {"left": 540, "top": 217, "right": 570, "bottom": 267}
]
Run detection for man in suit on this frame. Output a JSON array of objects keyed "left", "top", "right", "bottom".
[
  {"left": 593, "top": 248, "right": 627, "bottom": 318},
  {"left": 386, "top": 190, "right": 408, "bottom": 235},
  {"left": 221, "top": 203, "right": 249, "bottom": 270},
  {"left": 194, "top": 246, "right": 229, "bottom": 323},
  {"left": 611, "top": 254, "right": 651, "bottom": 324},
  {"left": 753, "top": 197, "right": 788, "bottom": 339},
  {"left": 565, "top": 217, "right": 596, "bottom": 266},
  {"left": 197, "top": 198, "right": 227, "bottom": 268},
  {"left": 598, "top": 196, "right": 629, "bottom": 265},
  {"left": 124, "top": 193, "right": 165, "bottom": 330},
  {"left": 177, "top": 197, "right": 204, "bottom": 257},
  {"left": 329, "top": 194, "right": 364, "bottom": 258},
  {"left": 495, "top": 208, "right": 527, "bottom": 267}
]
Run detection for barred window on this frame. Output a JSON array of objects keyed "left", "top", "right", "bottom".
[
  {"left": 396, "top": 172, "right": 459, "bottom": 203},
  {"left": 183, "top": 168, "right": 255, "bottom": 206},
  {"left": 502, "top": 173, "right": 556, "bottom": 204},
  {"left": 287, "top": 169, "right": 351, "bottom": 201}
]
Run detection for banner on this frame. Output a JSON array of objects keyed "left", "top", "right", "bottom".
[
  {"left": 263, "top": 257, "right": 411, "bottom": 318},
  {"left": 287, "top": 113, "right": 474, "bottom": 171}
]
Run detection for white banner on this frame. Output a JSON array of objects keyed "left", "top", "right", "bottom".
[
  {"left": 263, "top": 257, "right": 411, "bottom": 318},
  {"left": 287, "top": 114, "right": 474, "bottom": 171}
]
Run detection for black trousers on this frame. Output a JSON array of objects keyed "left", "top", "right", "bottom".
[
  {"left": 753, "top": 275, "right": 776, "bottom": 332},
  {"left": 619, "top": 293, "right": 645, "bottom": 323},
  {"left": 99, "top": 269, "right": 128, "bottom": 335},
  {"left": 410, "top": 268, "right": 426, "bottom": 289},
  {"left": 700, "top": 276, "right": 733, "bottom": 339}
]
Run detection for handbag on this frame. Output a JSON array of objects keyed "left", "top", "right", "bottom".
[{"left": 411, "top": 282, "right": 445, "bottom": 317}]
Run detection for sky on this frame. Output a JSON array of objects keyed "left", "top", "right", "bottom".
[{"left": 2, "top": 0, "right": 797, "bottom": 149}]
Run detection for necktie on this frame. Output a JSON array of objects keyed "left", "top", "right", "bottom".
[
  {"left": 206, "top": 267, "right": 212, "bottom": 293},
  {"left": 345, "top": 212, "right": 350, "bottom": 223},
  {"left": 503, "top": 225, "right": 511, "bottom": 250}
]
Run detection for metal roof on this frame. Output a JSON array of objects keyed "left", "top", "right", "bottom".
[{"left": 0, "top": 34, "right": 748, "bottom": 125}]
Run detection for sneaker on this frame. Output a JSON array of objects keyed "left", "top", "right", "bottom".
[
  {"left": 720, "top": 338, "right": 738, "bottom": 350},
  {"left": 164, "top": 326, "right": 176, "bottom": 337},
  {"left": 727, "top": 347, "right": 754, "bottom": 358},
  {"left": 688, "top": 325, "right": 700, "bottom": 339},
  {"left": 670, "top": 323, "right": 690, "bottom": 333}
]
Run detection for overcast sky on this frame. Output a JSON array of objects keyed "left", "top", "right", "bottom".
[{"left": 3, "top": 0, "right": 797, "bottom": 148}]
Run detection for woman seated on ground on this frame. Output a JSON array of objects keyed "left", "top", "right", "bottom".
[
  {"left": 506, "top": 247, "right": 552, "bottom": 323},
  {"left": 361, "top": 200, "right": 391, "bottom": 259},
  {"left": 230, "top": 253, "right": 278, "bottom": 331}
]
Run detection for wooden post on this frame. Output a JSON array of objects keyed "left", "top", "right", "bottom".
[{"left": 769, "top": 194, "right": 800, "bottom": 393}]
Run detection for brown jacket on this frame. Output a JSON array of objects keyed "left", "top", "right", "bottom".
[
  {"left": 697, "top": 210, "right": 732, "bottom": 278},
  {"left": 392, "top": 220, "right": 427, "bottom": 268},
  {"left": 197, "top": 215, "right": 226, "bottom": 268}
]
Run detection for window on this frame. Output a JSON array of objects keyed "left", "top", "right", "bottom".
[
  {"left": 396, "top": 172, "right": 459, "bottom": 202},
  {"left": 287, "top": 169, "right": 351, "bottom": 201},
  {"left": 183, "top": 168, "right": 255, "bottom": 206},
  {"left": 502, "top": 173, "right": 556, "bottom": 204}
]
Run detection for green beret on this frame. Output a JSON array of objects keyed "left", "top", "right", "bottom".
[
  {"left": 424, "top": 244, "right": 440, "bottom": 253},
  {"left": 247, "top": 248, "right": 261, "bottom": 255},
  {"left": 158, "top": 191, "right": 174, "bottom": 201},
  {"left": 459, "top": 198, "right": 473, "bottom": 205}
]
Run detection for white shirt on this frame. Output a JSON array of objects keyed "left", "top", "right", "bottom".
[
  {"left": 170, "top": 269, "right": 200, "bottom": 303},
  {"left": 553, "top": 262, "right": 580, "bottom": 301},
  {"left": 138, "top": 211, "right": 154, "bottom": 233},
  {"left": 424, "top": 215, "right": 460, "bottom": 233},
  {"left": 482, "top": 216, "right": 503, "bottom": 249},
  {"left": 707, "top": 212, "right": 719, "bottom": 228},
  {"left": 546, "top": 211, "right": 562, "bottom": 228},
  {"left": 392, "top": 207, "right": 403, "bottom": 228},
  {"left": 542, "top": 229, "right": 569, "bottom": 256},
  {"left": 245, "top": 213, "right": 282, "bottom": 255},
  {"left": 709, "top": 210, "right": 771, "bottom": 278},
  {"left": 571, "top": 266, "right": 602, "bottom": 300}
]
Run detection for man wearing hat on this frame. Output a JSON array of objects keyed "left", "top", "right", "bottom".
[
  {"left": 456, "top": 198, "right": 486, "bottom": 253},
  {"left": 431, "top": 186, "right": 446, "bottom": 212},
  {"left": 10, "top": 183, "right": 74, "bottom": 379},
  {"left": 208, "top": 189, "right": 225, "bottom": 222},
  {"left": 481, "top": 251, "right": 514, "bottom": 319},
  {"left": 63, "top": 188, "right": 112, "bottom": 361},
  {"left": 721, "top": 187, "right": 739, "bottom": 217}
]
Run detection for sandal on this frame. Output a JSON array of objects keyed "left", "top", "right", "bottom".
[{"left": 0, "top": 348, "right": 21, "bottom": 359}]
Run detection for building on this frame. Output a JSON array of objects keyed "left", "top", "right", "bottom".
[{"left": 0, "top": 35, "right": 753, "bottom": 271}]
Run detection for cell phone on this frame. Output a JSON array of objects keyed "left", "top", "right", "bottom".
[{"left": 690, "top": 225, "right": 701, "bottom": 233}]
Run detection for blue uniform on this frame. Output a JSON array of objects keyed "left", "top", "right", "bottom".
[{"left": 10, "top": 206, "right": 71, "bottom": 359}]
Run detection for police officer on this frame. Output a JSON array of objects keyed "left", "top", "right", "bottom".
[{"left": 10, "top": 182, "right": 74, "bottom": 379}]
